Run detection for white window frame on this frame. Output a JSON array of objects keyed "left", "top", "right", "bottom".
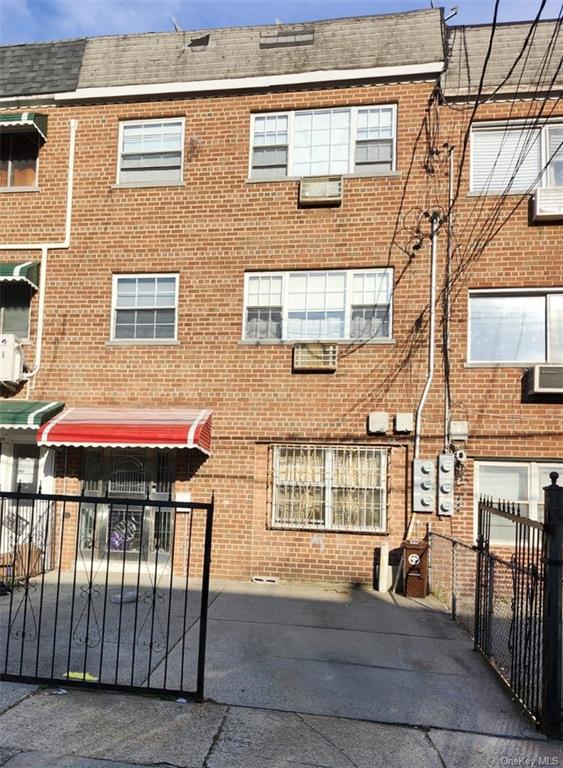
[
  {"left": 467, "top": 287, "right": 563, "bottom": 365},
  {"left": 248, "top": 104, "right": 397, "bottom": 179},
  {"left": 474, "top": 460, "right": 563, "bottom": 544},
  {"left": 271, "top": 444, "right": 388, "bottom": 533},
  {"left": 110, "top": 273, "right": 179, "bottom": 343},
  {"left": 116, "top": 117, "right": 185, "bottom": 186},
  {"left": 469, "top": 119, "right": 563, "bottom": 194},
  {"left": 242, "top": 268, "right": 393, "bottom": 343}
]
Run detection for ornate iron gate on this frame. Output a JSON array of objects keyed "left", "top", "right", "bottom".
[{"left": 0, "top": 489, "right": 214, "bottom": 699}]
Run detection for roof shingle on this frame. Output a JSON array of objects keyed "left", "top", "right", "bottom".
[{"left": 442, "top": 20, "right": 563, "bottom": 98}]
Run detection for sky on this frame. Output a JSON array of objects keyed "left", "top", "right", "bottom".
[{"left": 0, "top": 0, "right": 561, "bottom": 46}]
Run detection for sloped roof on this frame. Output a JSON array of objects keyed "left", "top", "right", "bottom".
[
  {"left": 77, "top": 10, "right": 445, "bottom": 90},
  {"left": 442, "top": 20, "right": 563, "bottom": 99},
  {"left": 0, "top": 39, "right": 86, "bottom": 96},
  {"left": 0, "top": 9, "right": 445, "bottom": 99}
]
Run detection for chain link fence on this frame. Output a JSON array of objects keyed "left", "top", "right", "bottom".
[{"left": 428, "top": 531, "right": 477, "bottom": 637}]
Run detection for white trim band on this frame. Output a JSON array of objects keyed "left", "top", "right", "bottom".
[{"left": 0, "top": 62, "right": 444, "bottom": 105}]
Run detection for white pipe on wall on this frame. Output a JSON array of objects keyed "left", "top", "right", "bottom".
[
  {"left": 414, "top": 213, "right": 440, "bottom": 459},
  {"left": 0, "top": 119, "right": 78, "bottom": 385}
]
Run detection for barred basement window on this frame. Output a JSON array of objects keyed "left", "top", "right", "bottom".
[{"left": 271, "top": 445, "right": 387, "bottom": 532}]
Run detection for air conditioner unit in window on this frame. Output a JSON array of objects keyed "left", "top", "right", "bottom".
[
  {"left": 524, "top": 364, "right": 563, "bottom": 395},
  {"left": 532, "top": 188, "right": 563, "bottom": 221},
  {"left": 0, "top": 334, "right": 24, "bottom": 384},
  {"left": 299, "top": 176, "right": 343, "bottom": 206},
  {"left": 293, "top": 343, "right": 338, "bottom": 372}
]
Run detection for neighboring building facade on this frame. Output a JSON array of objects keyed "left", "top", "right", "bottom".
[{"left": 0, "top": 9, "right": 561, "bottom": 583}]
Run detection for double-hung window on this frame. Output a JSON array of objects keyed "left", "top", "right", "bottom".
[
  {"left": 470, "top": 121, "right": 563, "bottom": 194},
  {"left": 250, "top": 105, "right": 396, "bottom": 179},
  {"left": 272, "top": 445, "right": 387, "bottom": 532},
  {"left": 476, "top": 461, "right": 563, "bottom": 544},
  {"left": 244, "top": 268, "right": 393, "bottom": 342},
  {"left": 111, "top": 274, "right": 178, "bottom": 342},
  {"left": 117, "top": 119, "right": 184, "bottom": 185},
  {"left": 468, "top": 289, "right": 563, "bottom": 364}
]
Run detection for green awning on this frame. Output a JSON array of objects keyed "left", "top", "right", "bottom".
[
  {"left": 0, "top": 262, "right": 40, "bottom": 290},
  {"left": 0, "top": 401, "right": 64, "bottom": 430},
  {"left": 0, "top": 112, "right": 47, "bottom": 141}
]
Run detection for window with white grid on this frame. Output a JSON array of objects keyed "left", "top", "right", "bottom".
[
  {"left": 251, "top": 114, "right": 289, "bottom": 180},
  {"left": 355, "top": 107, "right": 395, "bottom": 173},
  {"left": 112, "top": 274, "right": 178, "bottom": 341},
  {"left": 243, "top": 268, "right": 392, "bottom": 341},
  {"left": 272, "top": 445, "right": 387, "bottom": 532},
  {"left": 245, "top": 275, "right": 283, "bottom": 340},
  {"left": 293, "top": 109, "right": 351, "bottom": 177},
  {"left": 250, "top": 105, "right": 396, "bottom": 179},
  {"left": 118, "top": 119, "right": 184, "bottom": 184}
]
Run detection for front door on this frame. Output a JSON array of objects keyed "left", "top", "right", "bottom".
[{"left": 80, "top": 449, "right": 174, "bottom": 566}]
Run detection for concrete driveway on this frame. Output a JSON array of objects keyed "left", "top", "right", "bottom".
[{"left": 178, "top": 580, "right": 531, "bottom": 737}]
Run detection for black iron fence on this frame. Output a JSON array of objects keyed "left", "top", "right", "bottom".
[
  {"left": 429, "top": 474, "right": 563, "bottom": 737},
  {"left": 0, "top": 488, "right": 214, "bottom": 700},
  {"left": 475, "top": 498, "right": 545, "bottom": 730}
]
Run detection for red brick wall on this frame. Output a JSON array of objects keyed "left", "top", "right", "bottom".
[{"left": 2, "top": 83, "right": 561, "bottom": 583}]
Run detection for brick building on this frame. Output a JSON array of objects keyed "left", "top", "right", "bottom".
[{"left": 0, "top": 8, "right": 561, "bottom": 584}]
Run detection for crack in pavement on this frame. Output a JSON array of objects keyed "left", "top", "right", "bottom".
[
  {"left": 424, "top": 732, "right": 448, "bottom": 768},
  {"left": 202, "top": 705, "right": 230, "bottom": 768},
  {"left": 295, "top": 713, "right": 360, "bottom": 768}
]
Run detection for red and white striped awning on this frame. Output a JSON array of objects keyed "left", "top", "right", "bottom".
[{"left": 37, "top": 407, "right": 212, "bottom": 454}]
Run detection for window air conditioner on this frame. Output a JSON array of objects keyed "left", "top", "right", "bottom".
[
  {"left": 299, "top": 176, "right": 343, "bottom": 206},
  {"left": 524, "top": 364, "right": 563, "bottom": 395},
  {"left": 293, "top": 343, "right": 338, "bottom": 372},
  {"left": 532, "top": 188, "right": 563, "bottom": 221},
  {"left": 0, "top": 334, "right": 25, "bottom": 383}
]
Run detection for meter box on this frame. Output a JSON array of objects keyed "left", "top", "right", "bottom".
[
  {"left": 438, "top": 452, "right": 455, "bottom": 516},
  {"left": 413, "top": 459, "right": 435, "bottom": 513}
]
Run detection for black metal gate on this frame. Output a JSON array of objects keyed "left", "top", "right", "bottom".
[
  {"left": 0, "top": 489, "right": 214, "bottom": 699},
  {"left": 475, "top": 497, "right": 546, "bottom": 728}
]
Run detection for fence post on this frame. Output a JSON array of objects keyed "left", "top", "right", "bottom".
[
  {"left": 196, "top": 496, "right": 214, "bottom": 701},
  {"left": 452, "top": 540, "right": 457, "bottom": 621},
  {"left": 542, "top": 472, "right": 563, "bottom": 739},
  {"left": 486, "top": 556, "right": 494, "bottom": 657},
  {"left": 474, "top": 499, "right": 485, "bottom": 650}
]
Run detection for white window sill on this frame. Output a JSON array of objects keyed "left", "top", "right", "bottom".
[
  {"left": 270, "top": 524, "right": 388, "bottom": 535},
  {"left": 464, "top": 361, "right": 542, "bottom": 368},
  {"left": 106, "top": 339, "right": 180, "bottom": 346},
  {"left": 467, "top": 191, "right": 526, "bottom": 198},
  {"left": 240, "top": 338, "right": 395, "bottom": 346},
  {"left": 246, "top": 171, "right": 401, "bottom": 184},
  {"left": 0, "top": 186, "right": 40, "bottom": 193},
  {"left": 111, "top": 182, "right": 186, "bottom": 190}
]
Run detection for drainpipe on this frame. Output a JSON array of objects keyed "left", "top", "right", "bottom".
[
  {"left": 444, "top": 148, "right": 454, "bottom": 450},
  {"left": 0, "top": 119, "right": 78, "bottom": 385},
  {"left": 414, "top": 212, "right": 440, "bottom": 459}
]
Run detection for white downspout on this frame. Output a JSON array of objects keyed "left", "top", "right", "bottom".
[
  {"left": 414, "top": 212, "right": 440, "bottom": 459},
  {"left": 0, "top": 119, "right": 78, "bottom": 384},
  {"left": 444, "top": 149, "right": 454, "bottom": 450}
]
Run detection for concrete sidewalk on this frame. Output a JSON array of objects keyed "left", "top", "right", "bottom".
[{"left": 0, "top": 687, "right": 561, "bottom": 768}]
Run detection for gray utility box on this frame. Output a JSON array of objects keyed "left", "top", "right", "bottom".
[{"left": 413, "top": 459, "right": 435, "bottom": 513}]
